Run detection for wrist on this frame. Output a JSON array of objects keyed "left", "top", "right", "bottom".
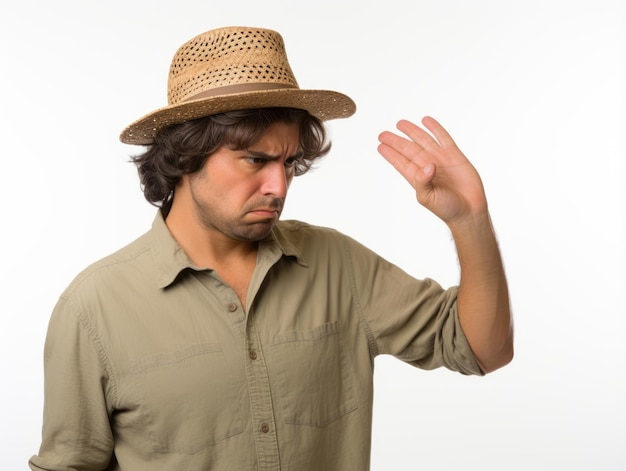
[{"left": 447, "top": 210, "right": 493, "bottom": 238}]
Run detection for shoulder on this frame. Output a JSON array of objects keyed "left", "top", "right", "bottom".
[
  {"left": 60, "top": 230, "right": 154, "bottom": 300},
  {"left": 272, "top": 219, "right": 378, "bottom": 262},
  {"left": 273, "top": 219, "right": 353, "bottom": 248}
]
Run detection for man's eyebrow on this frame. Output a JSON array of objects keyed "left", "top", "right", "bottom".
[{"left": 245, "top": 149, "right": 304, "bottom": 160}]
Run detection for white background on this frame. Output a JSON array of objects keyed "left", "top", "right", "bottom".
[{"left": 2, "top": 0, "right": 624, "bottom": 469}]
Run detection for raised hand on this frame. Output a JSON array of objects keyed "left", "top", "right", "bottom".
[{"left": 377, "top": 116, "right": 488, "bottom": 227}]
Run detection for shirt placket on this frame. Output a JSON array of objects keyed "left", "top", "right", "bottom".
[{"left": 244, "top": 311, "right": 280, "bottom": 470}]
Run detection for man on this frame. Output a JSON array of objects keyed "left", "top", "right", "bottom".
[{"left": 30, "top": 26, "right": 513, "bottom": 470}]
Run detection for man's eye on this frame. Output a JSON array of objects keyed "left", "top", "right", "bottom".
[
  {"left": 246, "top": 157, "right": 266, "bottom": 165},
  {"left": 285, "top": 157, "right": 298, "bottom": 168}
]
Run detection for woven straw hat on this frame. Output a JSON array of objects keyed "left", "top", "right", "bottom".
[{"left": 120, "top": 26, "right": 356, "bottom": 145}]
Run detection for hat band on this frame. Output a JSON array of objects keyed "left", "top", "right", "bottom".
[{"left": 182, "top": 82, "right": 299, "bottom": 103}]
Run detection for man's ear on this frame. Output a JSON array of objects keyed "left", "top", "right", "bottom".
[{"left": 177, "top": 173, "right": 191, "bottom": 189}]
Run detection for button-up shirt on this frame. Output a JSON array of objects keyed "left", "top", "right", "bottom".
[{"left": 30, "top": 212, "right": 482, "bottom": 471}]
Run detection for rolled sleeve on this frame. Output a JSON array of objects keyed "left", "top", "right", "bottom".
[{"left": 343, "top": 235, "right": 483, "bottom": 376}]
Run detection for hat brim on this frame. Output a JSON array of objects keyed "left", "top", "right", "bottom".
[{"left": 119, "top": 88, "right": 356, "bottom": 145}]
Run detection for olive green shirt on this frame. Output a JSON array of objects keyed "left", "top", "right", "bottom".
[{"left": 30, "top": 212, "right": 482, "bottom": 471}]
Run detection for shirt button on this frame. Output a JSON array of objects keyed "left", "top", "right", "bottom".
[
  {"left": 249, "top": 350, "right": 258, "bottom": 360},
  {"left": 227, "top": 303, "right": 237, "bottom": 312},
  {"left": 261, "top": 423, "right": 270, "bottom": 433}
]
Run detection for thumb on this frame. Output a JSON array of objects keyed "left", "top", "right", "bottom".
[
  {"left": 413, "top": 163, "right": 438, "bottom": 208},
  {"left": 413, "top": 162, "right": 436, "bottom": 187}
]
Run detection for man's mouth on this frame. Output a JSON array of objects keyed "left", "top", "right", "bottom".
[
  {"left": 250, "top": 208, "right": 279, "bottom": 216},
  {"left": 246, "top": 198, "right": 284, "bottom": 218}
]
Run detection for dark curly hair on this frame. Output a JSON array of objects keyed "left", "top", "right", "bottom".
[{"left": 131, "top": 108, "right": 331, "bottom": 216}]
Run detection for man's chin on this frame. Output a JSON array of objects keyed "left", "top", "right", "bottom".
[{"left": 233, "top": 221, "right": 277, "bottom": 242}]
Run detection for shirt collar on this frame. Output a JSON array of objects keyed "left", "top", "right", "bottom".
[
  {"left": 269, "top": 222, "right": 308, "bottom": 267},
  {"left": 148, "top": 211, "right": 307, "bottom": 289},
  {"left": 148, "top": 211, "right": 196, "bottom": 289}
]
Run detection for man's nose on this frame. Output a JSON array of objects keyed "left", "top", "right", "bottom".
[{"left": 260, "top": 163, "right": 289, "bottom": 198}]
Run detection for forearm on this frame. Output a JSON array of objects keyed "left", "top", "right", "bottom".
[
  {"left": 376, "top": 116, "right": 514, "bottom": 372},
  {"left": 449, "top": 212, "right": 513, "bottom": 373}
]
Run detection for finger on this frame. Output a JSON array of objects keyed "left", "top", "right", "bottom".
[
  {"left": 376, "top": 141, "right": 414, "bottom": 182},
  {"left": 396, "top": 117, "right": 459, "bottom": 151},
  {"left": 395, "top": 119, "right": 443, "bottom": 152},
  {"left": 377, "top": 130, "right": 428, "bottom": 167},
  {"left": 420, "top": 116, "right": 458, "bottom": 148},
  {"left": 378, "top": 129, "right": 424, "bottom": 153},
  {"left": 377, "top": 142, "right": 435, "bottom": 187}
]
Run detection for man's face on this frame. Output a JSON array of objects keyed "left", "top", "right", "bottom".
[{"left": 185, "top": 121, "right": 300, "bottom": 242}]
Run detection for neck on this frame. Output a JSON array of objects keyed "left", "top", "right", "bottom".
[
  {"left": 165, "top": 198, "right": 258, "bottom": 308},
  {"left": 165, "top": 196, "right": 258, "bottom": 269}
]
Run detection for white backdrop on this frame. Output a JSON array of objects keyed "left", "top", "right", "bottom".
[{"left": 2, "top": 1, "right": 624, "bottom": 469}]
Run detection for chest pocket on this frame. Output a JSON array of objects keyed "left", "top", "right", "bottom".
[
  {"left": 133, "top": 343, "right": 244, "bottom": 454},
  {"left": 271, "top": 321, "right": 357, "bottom": 427}
]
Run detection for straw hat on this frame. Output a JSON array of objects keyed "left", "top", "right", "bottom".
[{"left": 120, "top": 26, "right": 356, "bottom": 145}]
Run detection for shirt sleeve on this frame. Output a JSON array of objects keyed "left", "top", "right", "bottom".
[
  {"left": 341, "top": 234, "right": 484, "bottom": 376},
  {"left": 29, "top": 295, "right": 116, "bottom": 470}
]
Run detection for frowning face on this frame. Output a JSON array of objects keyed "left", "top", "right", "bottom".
[{"left": 182, "top": 121, "right": 301, "bottom": 242}]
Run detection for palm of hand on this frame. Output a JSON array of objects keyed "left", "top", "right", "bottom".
[{"left": 377, "top": 116, "right": 488, "bottom": 225}]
